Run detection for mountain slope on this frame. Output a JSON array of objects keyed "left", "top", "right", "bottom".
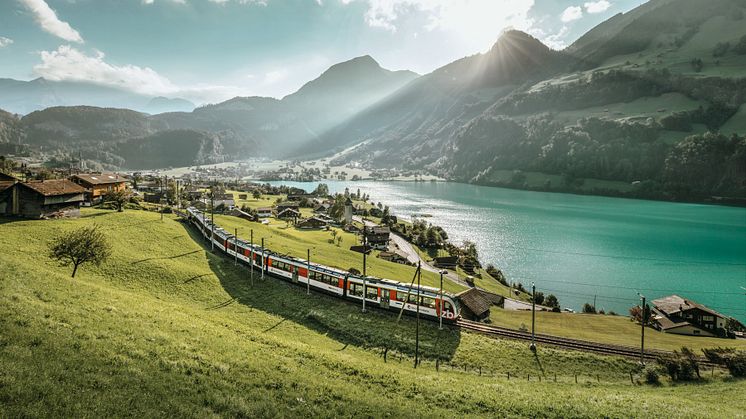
[{"left": 292, "top": 30, "right": 572, "bottom": 165}]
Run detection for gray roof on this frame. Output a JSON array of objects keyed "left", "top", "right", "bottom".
[{"left": 652, "top": 295, "right": 725, "bottom": 319}]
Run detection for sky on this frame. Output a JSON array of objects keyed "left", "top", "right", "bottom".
[{"left": 0, "top": 0, "right": 648, "bottom": 104}]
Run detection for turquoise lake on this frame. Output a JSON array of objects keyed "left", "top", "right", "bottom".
[{"left": 266, "top": 180, "right": 746, "bottom": 322}]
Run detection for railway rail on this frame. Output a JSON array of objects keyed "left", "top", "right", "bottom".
[{"left": 457, "top": 319, "right": 717, "bottom": 366}]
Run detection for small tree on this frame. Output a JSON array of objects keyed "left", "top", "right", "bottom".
[
  {"left": 582, "top": 303, "right": 597, "bottom": 314},
  {"left": 49, "top": 225, "right": 112, "bottom": 278},
  {"left": 104, "top": 189, "right": 128, "bottom": 212},
  {"left": 252, "top": 190, "right": 262, "bottom": 200},
  {"left": 545, "top": 294, "right": 560, "bottom": 310}
]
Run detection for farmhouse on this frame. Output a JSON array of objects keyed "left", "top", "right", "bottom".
[
  {"left": 296, "top": 217, "right": 329, "bottom": 230},
  {"left": 276, "top": 208, "right": 301, "bottom": 221},
  {"left": 276, "top": 202, "right": 300, "bottom": 212},
  {"left": 256, "top": 207, "right": 273, "bottom": 218},
  {"left": 0, "top": 180, "right": 85, "bottom": 218},
  {"left": 651, "top": 295, "right": 728, "bottom": 337},
  {"left": 363, "top": 226, "right": 390, "bottom": 250},
  {"left": 433, "top": 256, "right": 458, "bottom": 269},
  {"left": 70, "top": 173, "right": 127, "bottom": 203}
]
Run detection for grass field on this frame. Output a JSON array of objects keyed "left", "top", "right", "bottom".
[
  {"left": 1, "top": 209, "right": 745, "bottom": 417},
  {"left": 488, "top": 309, "right": 746, "bottom": 352}
]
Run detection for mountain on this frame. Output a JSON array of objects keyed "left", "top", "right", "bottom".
[
  {"left": 291, "top": 30, "right": 572, "bottom": 164},
  {"left": 153, "top": 55, "right": 419, "bottom": 155},
  {"left": 0, "top": 78, "right": 194, "bottom": 115}
]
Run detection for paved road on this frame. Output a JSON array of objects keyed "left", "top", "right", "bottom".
[{"left": 354, "top": 216, "right": 470, "bottom": 288}]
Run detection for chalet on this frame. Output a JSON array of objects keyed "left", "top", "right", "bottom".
[
  {"left": 651, "top": 295, "right": 728, "bottom": 337},
  {"left": 378, "top": 251, "right": 410, "bottom": 265},
  {"left": 256, "top": 207, "right": 273, "bottom": 218},
  {"left": 70, "top": 173, "right": 127, "bottom": 203},
  {"left": 433, "top": 256, "right": 459, "bottom": 269},
  {"left": 0, "top": 172, "right": 18, "bottom": 182},
  {"left": 314, "top": 202, "right": 331, "bottom": 213},
  {"left": 296, "top": 217, "right": 329, "bottom": 230},
  {"left": 349, "top": 245, "right": 372, "bottom": 254},
  {"left": 213, "top": 193, "right": 235, "bottom": 208},
  {"left": 363, "top": 226, "right": 390, "bottom": 250},
  {"left": 276, "top": 208, "right": 301, "bottom": 221},
  {"left": 276, "top": 202, "right": 300, "bottom": 212},
  {"left": 0, "top": 180, "right": 84, "bottom": 218}
]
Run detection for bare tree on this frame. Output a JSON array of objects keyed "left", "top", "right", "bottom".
[{"left": 49, "top": 225, "right": 112, "bottom": 278}]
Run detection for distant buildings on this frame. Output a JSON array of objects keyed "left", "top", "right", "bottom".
[{"left": 651, "top": 295, "right": 729, "bottom": 337}]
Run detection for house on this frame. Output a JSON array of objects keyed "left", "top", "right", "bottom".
[
  {"left": 70, "top": 173, "right": 127, "bottom": 203},
  {"left": 433, "top": 256, "right": 459, "bottom": 269},
  {"left": 363, "top": 226, "right": 390, "bottom": 250},
  {"left": 276, "top": 202, "right": 300, "bottom": 212},
  {"left": 314, "top": 202, "right": 331, "bottom": 213},
  {"left": 651, "top": 295, "right": 729, "bottom": 337},
  {"left": 213, "top": 193, "right": 235, "bottom": 208},
  {"left": 456, "top": 288, "right": 491, "bottom": 321},
  {"left": 296, "top": 217, "right": 329, "bottom": 230},
  {"left": 0, "top": 180, "right": 85, "bottom": 218},
  {"left": 0, "top": 172, "right": 18, "bottom": 182},
  {"left": 276, "top": 208, "right": 301, "bottom": 221},
  {"left": 256, "top": 207, "right": 273, "bottom": 218},
  {"left": 378, "top": 251, "right": 410, "bottom": 265}
]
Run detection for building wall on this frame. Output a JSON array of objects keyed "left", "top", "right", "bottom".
[{"left": 665, "top": 324, "right": 716, "bottom": 337}]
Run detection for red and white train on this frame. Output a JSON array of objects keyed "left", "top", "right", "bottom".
[{"left": 187, "top": 207, "right": 460, "bottom": 322}]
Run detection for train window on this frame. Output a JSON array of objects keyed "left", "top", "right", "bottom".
[
  {"left": 366, "top": 287, "right": 378, "bottom": 299},
  {"left": 349, "top": 283, "right": 364, "bottom": 297},
  {"left": 444, "top": 302, "right": 453, "bottom": 312},
  {"left": 421, "top": 297, "right": 435, "bottom": 308}
]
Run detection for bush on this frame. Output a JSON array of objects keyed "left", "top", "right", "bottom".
[
  {"left": 582, "top": 303, "right": 596, "bottom": 314},
  {"left": 703, "top": 348, "right": 746, "bottom": 377},
  {"left": 657, "top": 347, "right": 700, "bottom": 381},
  {"left": 643, "top": 366, "right": 660, "bottom": 385}
]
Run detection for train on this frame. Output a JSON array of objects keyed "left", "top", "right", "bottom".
[{"left": 186, "top": 207, "right": 460, "bottom": 322}]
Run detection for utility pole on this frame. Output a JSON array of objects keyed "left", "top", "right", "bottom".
[
  {"left": 234, "top": 228, "right": 238, "bottom": 265},
  {"left": 415, "top": 261, "right": 421, "bottom": 368},
  {"left": 362, "top": 234, "right": 367, "bottom": 313},
  {"left": 439, "top": 270, "right": 445, "bottom": 330},
  {"left": 261, "top": 237, "right": 265, "bottom": 280},
  {"left": 530, "top": 282, "right": 536, "bottom": 352},
  {"left": 307, "top": 248, "right": 311, "bottom": 295},
  {"left": 210, "top": 189, "right": 215, "bottom": 252},
  {"left": 250, "top": 229, "right": 254, "bottom": 286},
  {"left": 638, "top": 293, "right": 646, "bottom": 365}
]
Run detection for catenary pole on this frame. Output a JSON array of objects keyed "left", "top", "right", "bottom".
[
  {"left": 415, "top": 261, "right": 421, "bottom": 368},
  {"left": 638, "top": 293, "right": 646, "bottom": 365},
  {"left": 307, "top": 248, "right": 311, "bottom": 295},
  {"left": 530, "top": 282, "right": 536, "bottom": 352},
  {"left": 261, "top": 237, "right": 265, "bottom": 280},
  {"left": 234, "top": 228, "right": 238, "bottom": 265},
  {"left": 439, "top": 270, "right": 444, "bottom": 330},
  {"left": 250, "top": 229, "right": 254, "bottom": 286}
]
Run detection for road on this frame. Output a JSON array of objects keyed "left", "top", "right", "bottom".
[{"left": 354, "top": 216, "right": 470, "bottom": 288}]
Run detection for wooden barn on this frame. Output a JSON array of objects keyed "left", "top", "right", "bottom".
[{"left": 0, "top": 180, "right": 85, "bottom": 219}]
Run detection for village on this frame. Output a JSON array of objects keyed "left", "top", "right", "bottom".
[{"left": 0, "top": 166, "right": 742, "bottom": 342}]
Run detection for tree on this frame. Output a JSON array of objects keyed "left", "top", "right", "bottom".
[
  {"left": 313, "top": 183, "right": 329, "bottom": 196},
  {"left": 252, "top": 190, "right": 262, "bottom": 200},
  {"left": 103, "top": 189, "right": 128, "bottom": 212},
  {"left": 532, "top": 291, "right": 545, "bottom": 305},
  {"left": 629, "top": 305, "right": 654, "bottom": 325},
  {"left": 48, "top": 225, "right": 112, "bottom": 278},
  {"left": 545, "top": 294, "right": 560, "bottom": 310},
  {"left": 582, "top": 303, "right": 596, "bottom": 314}
]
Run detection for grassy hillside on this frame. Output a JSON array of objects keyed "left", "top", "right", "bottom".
[
  {"left": 1, "top": 210, "right": 745, "bottom": 417},
  {"left": 488, "top": 309, "right": 746, "bottom": 352}
]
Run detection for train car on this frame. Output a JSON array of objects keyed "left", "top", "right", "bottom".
[{"left": 185, "top": 207, "right": 459, "bottom": 322}]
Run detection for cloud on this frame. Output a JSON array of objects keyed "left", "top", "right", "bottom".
[
  {"left": 0, "top": 37, "right": 13, "bottom": 48},
  {"left": 142, "top": 0, "right": 186, "bottom": 4},
  {"left": 33, "top": 45, "right": 240, "bottom": 103},
  {"left": 343, "top": 0, "right": 534, "bottom": 35},
  {"left": 263, "top": 69, "right": 288, "bottom": 85},
  {"left": 541, "top": 26, "right": 569, "bottom": 50},
  {"left": 560, "top": 5, "right": 583, "bottom": 23},
  {"left": 19, "top": 0, "right": 83, "bottom": 43},
  {"left": 584, "top": 0, "right": 611, "bottom": 13}
]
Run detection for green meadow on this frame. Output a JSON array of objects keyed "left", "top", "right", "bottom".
[{"left": 1, "top": 209, "right": 744, "bottom": 417}]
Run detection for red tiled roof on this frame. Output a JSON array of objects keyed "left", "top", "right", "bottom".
[{"left": 21, "top": 180, "right": 85, "bottom": 197}]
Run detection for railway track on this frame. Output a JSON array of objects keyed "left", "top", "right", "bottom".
[{"left": 457, "top": 319, "right": 717, "bottom": 366}]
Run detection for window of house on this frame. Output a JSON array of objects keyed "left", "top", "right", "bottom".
[{"left": 703, "top": 315, "right": 714, "bottom": 322}]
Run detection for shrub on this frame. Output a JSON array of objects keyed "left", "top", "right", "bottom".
[
  {"left": 657, "top": 347, "right": 700, "bottom": 381},
  {"left": 582, "top": 303, "right": 596, "bottom": 314},
  {"left": 643, "top": 366, "right": 660, "bottom": 385},
  {"left": 703, "top": 348, "right": 746, "bottom": 377}
]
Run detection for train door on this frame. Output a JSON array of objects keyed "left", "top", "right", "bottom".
[
  {"left": 380, "top": 289, "right": 390, "bottom": 309},
  {"left": 292, "top": 266, "right": 299, "bottom": 283}
]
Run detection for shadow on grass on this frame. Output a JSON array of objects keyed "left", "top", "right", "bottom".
[
  {"left": 179, "top": 221, "right": 462, "bottom": 362},
  {"left": 134, "top": 250, "right": 200, "bottom": 264}
]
